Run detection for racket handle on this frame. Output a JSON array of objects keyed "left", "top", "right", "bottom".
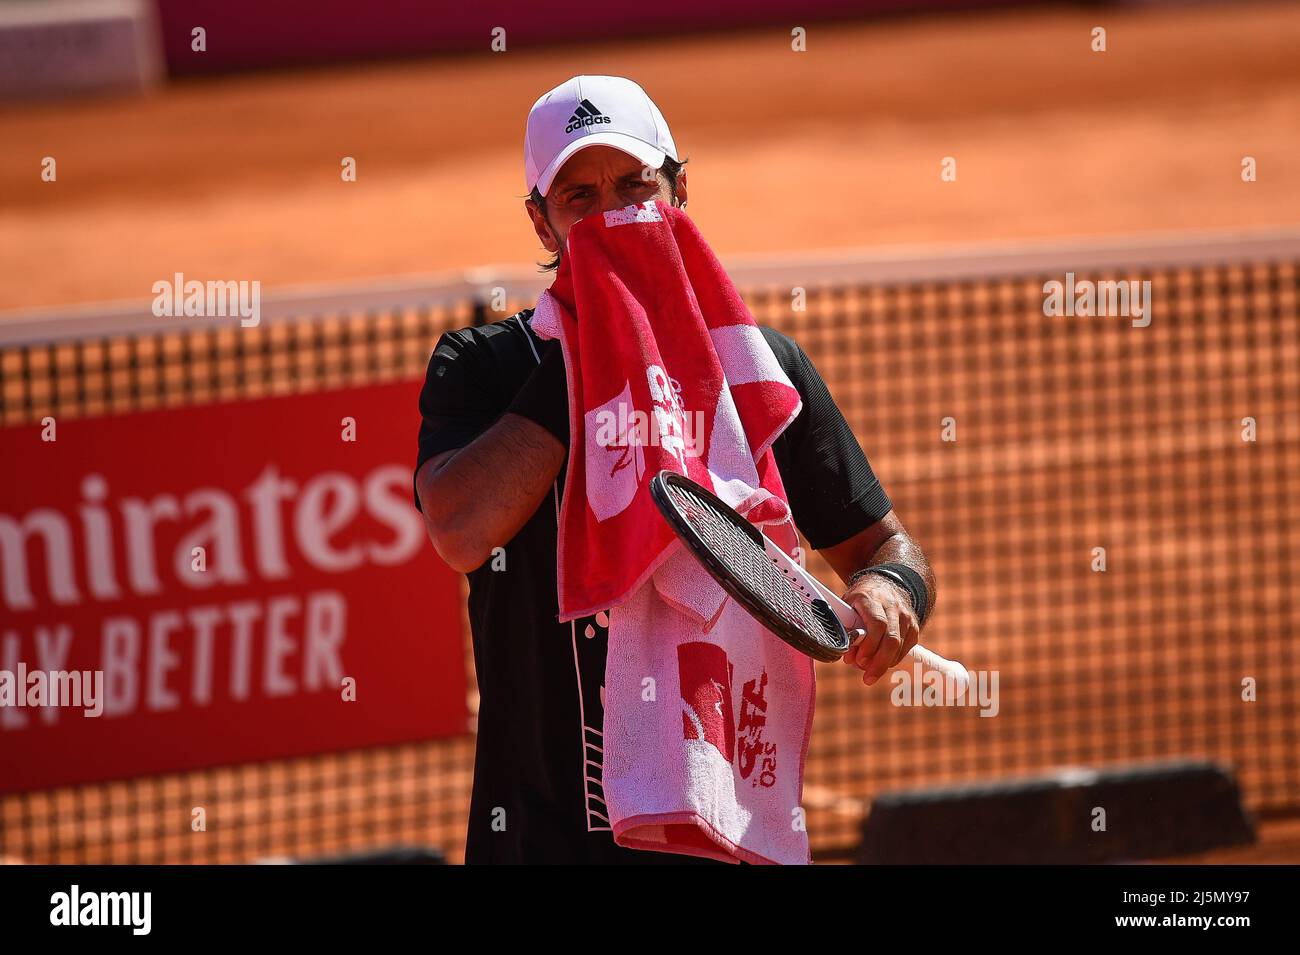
[
  {"left": 907, "top": 644, "right": 970, "bottom": 697},
  {"left": 848, "top": 630, "right": 970, "bottom": 696}
]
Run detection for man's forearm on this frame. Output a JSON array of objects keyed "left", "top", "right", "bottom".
[
  {"left": 822, "top": 511, "right": 936, "bottom": 622},
  {"left": 418, "top": 412, "right": 566, "bottom": 572}
]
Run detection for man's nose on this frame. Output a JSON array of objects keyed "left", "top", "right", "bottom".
[{"left": 599, "top": 185, "right": 633, "bottom": 213}]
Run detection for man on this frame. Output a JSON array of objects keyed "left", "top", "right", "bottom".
[{"left": 414, "top": 75, "right": 935, "bottom": 864}]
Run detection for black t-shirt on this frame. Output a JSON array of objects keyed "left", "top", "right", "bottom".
[{"left": 414, "top": 309, "right": 891, "bottom": 864}]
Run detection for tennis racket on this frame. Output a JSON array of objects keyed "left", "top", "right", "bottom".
[{"left": 649, "top": 470, "right": 969, "bottom": 692}]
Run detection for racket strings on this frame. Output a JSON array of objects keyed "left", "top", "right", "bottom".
[{"left": 668, "top": 484, "right": 831, "bottom": 645}]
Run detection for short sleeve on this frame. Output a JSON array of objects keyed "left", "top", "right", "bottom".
[
  {"left": 765, "top": 329, "right": 893, "bottom": 550},
  {"left": 413, "top": 331, "right": 498, "bottom": 512}
]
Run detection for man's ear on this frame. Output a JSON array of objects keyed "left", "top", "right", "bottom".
[
  {"left": 673, "top": 168, "right": 689, "bottom": 210},
  {"left": 524, "top": 198, "right": 560, "bottom": 253}
]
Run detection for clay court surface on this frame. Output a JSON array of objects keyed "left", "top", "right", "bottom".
[{"left": 2, "top": 2, "right": 1300, "bottom": 311}]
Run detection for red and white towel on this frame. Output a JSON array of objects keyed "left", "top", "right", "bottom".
[{"left": 530, "top": 199, "right": 815, "bottom": 865}]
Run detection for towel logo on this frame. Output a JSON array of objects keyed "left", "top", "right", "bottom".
[
  {"left": 602, "top": 201, "right": 663, "bottom": 227},
  {"left": 646, "top": 365, "right": 690, "bottom": 473},
  {"left": 565, "top": 99, "right": 612, "bottom": 134},
  {"left": 586, "top": 366, "right": 696, "bottom": 523},
  {"left": 736, "top": 670, "right": 777, "bottom": 789},
  {"left": 585, "top": 382, "right": 644, "bottom": 522},
  {"left": 679, "top": 643, "right": 735, "bottom": 761},
  {"left": 678, "top": 643, "right": 779, "bottom": 789}
]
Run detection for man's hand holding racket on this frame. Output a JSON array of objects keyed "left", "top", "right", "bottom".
[{"left": 840, "top": 574, "right": 922, "bottom": 686}]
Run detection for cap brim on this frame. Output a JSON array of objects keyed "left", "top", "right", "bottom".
[{"left": 535, "top": 133, "right": 668, "bottom": 197}]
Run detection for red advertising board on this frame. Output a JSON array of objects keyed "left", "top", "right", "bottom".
[{"left": 0, "top": 380, "right": 467, "bottom": 793}]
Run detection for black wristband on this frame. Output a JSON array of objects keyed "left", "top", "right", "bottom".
[
  {"left": 848, "top": 562, "right": 930, "bottom": 626},
  {"left": 506, "top": 342, "right": 570, "bottom": 449}
]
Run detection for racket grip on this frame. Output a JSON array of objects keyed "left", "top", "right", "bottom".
[{"left": 908, "top": 644, "right": 971, "bottom": 696}]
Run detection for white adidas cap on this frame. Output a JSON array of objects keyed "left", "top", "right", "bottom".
[{"left": 524, "top": 75, "right": 679, "bottom": 197}]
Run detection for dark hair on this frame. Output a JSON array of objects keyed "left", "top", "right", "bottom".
[{"left": 529, "top": 155, "right": 688, "bottom": 272}]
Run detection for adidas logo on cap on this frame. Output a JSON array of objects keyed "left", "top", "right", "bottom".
[{"left": 565, "top": 99, "right": 613, "bottom": 135}]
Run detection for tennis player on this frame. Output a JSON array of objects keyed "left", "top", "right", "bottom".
[{"left": 413, "top": 75, "right": 936, "bottom": 864}]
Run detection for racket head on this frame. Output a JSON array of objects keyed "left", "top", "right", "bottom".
[{"left": 648, "top": 470, "right": 852, "bottom": 663}]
